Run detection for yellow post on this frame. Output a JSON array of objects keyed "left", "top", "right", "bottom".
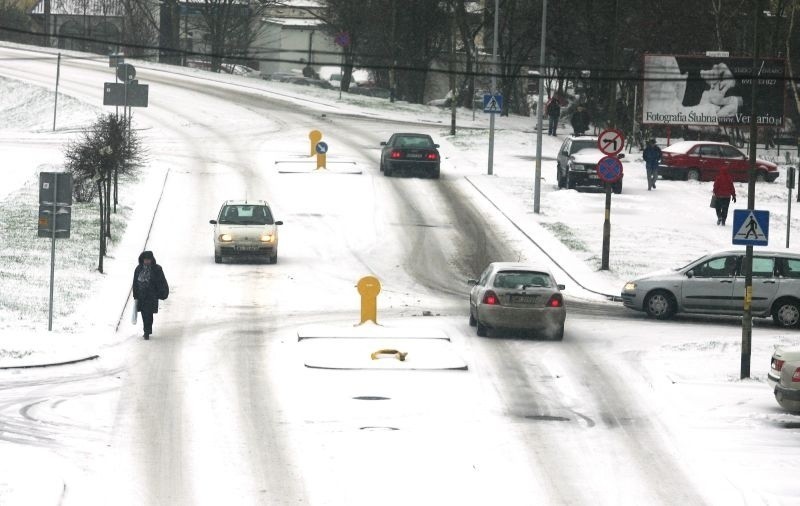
[
  {"left": 308, "top": 130, "right": 322, "bottom": 156},
  {"left": 356, "top": 276, "right": 381, "bottom": 325},
  {"left": 316, "top": 153, "right": 327, "bottom": 170}
]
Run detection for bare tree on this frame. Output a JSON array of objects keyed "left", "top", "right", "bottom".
[{"left": 194, "top": 0, "right": 276, "bottom": 71}]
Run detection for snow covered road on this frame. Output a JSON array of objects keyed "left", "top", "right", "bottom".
[{"left": 2, "top": 45, "right": 799, "bottom": 505}]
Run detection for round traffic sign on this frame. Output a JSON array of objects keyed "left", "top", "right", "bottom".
[
  {"left": 597, "top": 128, "right": 625, "bottom": 155},
  {"left": 596, "top": 156, "right": 623, "bottom": 183},
  {"left": 116, "top": 63, "right": 136, "bottom": 83},
  {"left": 315, "top": 141, "right": 329, "bottom": 154}
]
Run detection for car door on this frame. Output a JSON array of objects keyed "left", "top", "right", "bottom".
[
  {"left": 719, "top": 145, "right": 749, "bottom": 181},
  {"left": 695, "top": 144, "right": 723, "bottom": 179},
  {"left": 732, "top": 256, "right": 779, "bottom": 314},
  {"left": 681, "top": 255, "right": 738, "bottom": 311}
]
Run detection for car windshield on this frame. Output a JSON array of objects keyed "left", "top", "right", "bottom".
[
  {"left": 219, "top": 205, "right": 274, "bottom": 225},
  {"left": 570, "top": 140, "right": 597, "bottom": 153},
  {"left": 394, "top": 135, "right": 434, "bottom": 148},
  {"left": 493, "top": 270, "right": 552, "bottom": 289}
]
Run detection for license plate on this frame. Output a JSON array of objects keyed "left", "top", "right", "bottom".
[
  {"left": 510, "top": 295, "right": 538, "bottom": 304},
  {"left": 406, "top": 153, "right": 423, "bottom": 159},
  {"left": 235, "top": 246, "right": 259, "bottom": 252},
  {"left": 589, "top": 174, "right": 599, "bottom": 179}
]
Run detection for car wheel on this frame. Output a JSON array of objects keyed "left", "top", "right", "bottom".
[
  {"left": 379, "top": 158, "right": 384, "bottom": 171},
  {"left": 270, "top": 252, "right": 278, "bottom": 265},
  {"left": 548, "top": 325, "right": 564, "bottom": 341},
  {"left": 566, "top": 171, "right": 576, "bottom": 189},
  {"left": 557, "top": 166, "right": 566, "bottom": 188},
  {"left": 612, "top": 181, "right": 623, "bottom": 194},
  {"left": 214, "top": 254, "right": 222, "bottom": 264},
  {"left": 430, "top": 167, "right": 440, "bottom": 179},
  {"left": 686, "top": 168, "right": 701, "bottom": 181},
  {"left": 772, "top": 298, "right": 800, "bottom": 328},
  {"left": 756, "top": 170, "right": 767, "bottom": 183},
  {"left": 644, "top": 290, "right": 676, "bottom": 319},
  {"left": 469, "top": 310, "right": 477, "bottom": 327},
  {"left": 476, "top": 320, "right": 488, "bottom": 337},
  {"left": 384, "top": 165, "right": 393, "bottom": 177}
]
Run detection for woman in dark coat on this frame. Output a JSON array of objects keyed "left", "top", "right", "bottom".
[{"left": 132, "top": 251, "right": 169, "bottom": 339}]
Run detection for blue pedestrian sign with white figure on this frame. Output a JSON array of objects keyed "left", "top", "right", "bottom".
[
  {"left": 483, "top": 94, "right": 503, "bottom": 113},
  {"left": 732, "top": 209, "right": 769, "bottom": 246}
]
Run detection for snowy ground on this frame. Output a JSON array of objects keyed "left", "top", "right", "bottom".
[{"left": 1, "top": 43, "right": 800, "bottom": 504}]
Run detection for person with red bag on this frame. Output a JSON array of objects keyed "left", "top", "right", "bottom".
[{"left": 712, "top": 167, "right": 736, "bottom": 225}]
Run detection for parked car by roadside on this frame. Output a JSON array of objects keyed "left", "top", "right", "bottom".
[
  {"left": 220, "top": 64, "right": 260, "bottom": 78},
  {"left": 659, "top": 141, "right": 779, "bottom": 182},
  {"left": 556, "top": 135, "right": 624, "bottom": 194},
  {"left": 621, "top": 250, "right": 800, "bottom": 327}
]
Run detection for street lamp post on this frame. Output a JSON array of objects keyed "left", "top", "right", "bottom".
[{"left": 533, "top": 0, "right": 547, "bottom": 213}]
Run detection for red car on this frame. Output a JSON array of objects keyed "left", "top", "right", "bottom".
[{"left": 659, "top": 141, "right": 779, "bottom": 182}]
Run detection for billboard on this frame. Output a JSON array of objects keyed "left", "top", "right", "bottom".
[{"left": 642, "top": 54, "right": 785, "bottom": 127}]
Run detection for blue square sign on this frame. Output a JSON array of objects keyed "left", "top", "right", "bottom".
[
  {"left": 732, "top": 209, "right": 769, "bottom": 246},
  {"left": 483, "top": 94, "right": 502, "bottom": 113}
]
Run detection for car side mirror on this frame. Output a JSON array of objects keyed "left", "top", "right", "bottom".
[
  {"left": 380, "top": 141, "right": 387, "bottom": 146},
  {"left": 557, "top": 284, "right": 566, "bottom": 290},
  {"left": 467, "top": 279, "right": 478, "bottom": 286},
  {"left": 275, "top": 220, "right": 283, "bottom": 226},
  {"left": 433, "top": 144, "right": 440, "bottom": 148},
  {"left": 209, "top": 219, "right": 217, "bottom": 225},
  {"left": 561, "top": 150, "right": 568, "bottom": 155},
  {"left": 686, "top": 270, "right": 694, "bottom": 278}
]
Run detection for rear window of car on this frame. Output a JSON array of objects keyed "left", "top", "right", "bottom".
[
  {"left": 219, "top": 205, "right": 274, "bottom": 225},
  {"left": 493, "top": 271, "right": 553, "bottom": 289},
  {"left": 395, "top": 136, "right": 434, "bottom": 148}
]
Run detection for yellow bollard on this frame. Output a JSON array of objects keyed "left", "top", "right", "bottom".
[
  {"left": 308, "top": 130, "right": 322, "bottom": 156},
  {"left": 316, "top": 153, "right": 327, "bottom": 170},
  {"left": 356, "top": 276, "right": 381, "bottom": 325}
]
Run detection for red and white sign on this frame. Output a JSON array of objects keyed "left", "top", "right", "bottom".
[{"left": 597, "top": 129, "right": 625, "bottom": 155}]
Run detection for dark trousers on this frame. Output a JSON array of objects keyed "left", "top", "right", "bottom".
[
  {"left": 715, "top": 196, "right": 732, "bottom": 223},
  {"left": 141, "top": 311, "right": 154, "bottom": 334},
  {"left": 548, "top": 115, "right": 559, "bottom": 135}
]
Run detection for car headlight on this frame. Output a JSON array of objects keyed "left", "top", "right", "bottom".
[
  {"left": 260, "top": 234, "right": 274, "bottom": 243},
  {"left": 219, "top": 233, "right": 233, "bottom": 242},
  {"left": 623, "top": 282, "right": 636, "bottom": 292}
]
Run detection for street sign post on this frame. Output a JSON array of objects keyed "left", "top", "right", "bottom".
[
  {"left": 38, "top": 172, "right": 72, "bottom": 331},
  {"left": 787, "top": 167, "right": 796, "bottom": 248},
  {"left": 597, "top": 128, "right": 625, "bottom": 155},
  {"left": 732, "top": 209, "right": 769, "bottom": 246},
  {"left": 597, "top": 131, "right": 625, "bottom": 271}
]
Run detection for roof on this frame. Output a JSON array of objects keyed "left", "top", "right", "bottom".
[
  {"left": 662, "top": 140, "right": 732, "bottom": 152},
  {"left": 31, "top": 0, "right": 123, "bottom": 16},
  {"left": 223, "top": 200, "right": 271, "bottom": 206},
  {"left": 262, "top": 17, "right": 324, "bottom": 27},
  {"left": 703, "top": 249, "right": 800, "bottom": 259}
]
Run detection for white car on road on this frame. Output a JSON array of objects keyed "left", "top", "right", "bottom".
[{"left": 209, "top": 200, "right": 283, "bottom": 264}]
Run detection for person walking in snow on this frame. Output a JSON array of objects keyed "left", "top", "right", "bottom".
[
  {"left": 571, "top": 105, "right": 590, "bottom": 136},
  {"left": 642, "top": 139, "right": 662, "bottom": 190},
  {"left": 132, "top": 251, "right": 169, "bottom": 340},
  {"left": 546, "top": 95, "right": 562, "bottom": 136},
  {"left": 712, "top": 167, "right": 736, "bottom": 226}
]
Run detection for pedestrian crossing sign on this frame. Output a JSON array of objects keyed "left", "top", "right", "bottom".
[
  {"left": 732, "top": 209, "right": 769, "bottom": 246},
  {"left": 483, "top": 94, "right": 503, "bottom": 114}
]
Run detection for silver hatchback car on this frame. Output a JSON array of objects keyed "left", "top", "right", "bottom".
[
  {"left": 621, "top": 250, "right": 800, "bottom": 327},
  {"left": 468, "top": 262, "right": 567, "bottom": 340},
  {"left": 209, "top": 200, "right": 283, "bottom": 264}
]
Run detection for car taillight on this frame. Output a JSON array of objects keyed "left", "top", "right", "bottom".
[
  {"left": 773, "top": 358, "right": 785, "bottom": 371},
  {"left": 482, "top": 290, "right": 500, "bottom": 305},
  {"left": 793, "top": 367, "right": 800, "bottom": 383},
  {"left": 426, "top": 152, "right": 438, "bottom": 161},
  {"left": 546, "top": 294, "right": 563, "bottom": 308},
  {"left": 390, "top": 150, "right": 402, "bottom": 159}
]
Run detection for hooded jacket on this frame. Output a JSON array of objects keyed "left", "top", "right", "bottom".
[
  {"left": 713, "top": 169, "right": 736, "bottom": 198},
  {"left": 132, "top": 251, "right": 169, "bottom": 313}
]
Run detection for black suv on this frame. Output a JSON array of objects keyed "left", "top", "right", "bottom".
[{"left": 556, "top": 135, "right": 623, "bottom": 194}]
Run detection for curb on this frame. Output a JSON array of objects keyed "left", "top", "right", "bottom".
[{"left": 0, "top": 354, "right": 99, "bottom": 370}]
